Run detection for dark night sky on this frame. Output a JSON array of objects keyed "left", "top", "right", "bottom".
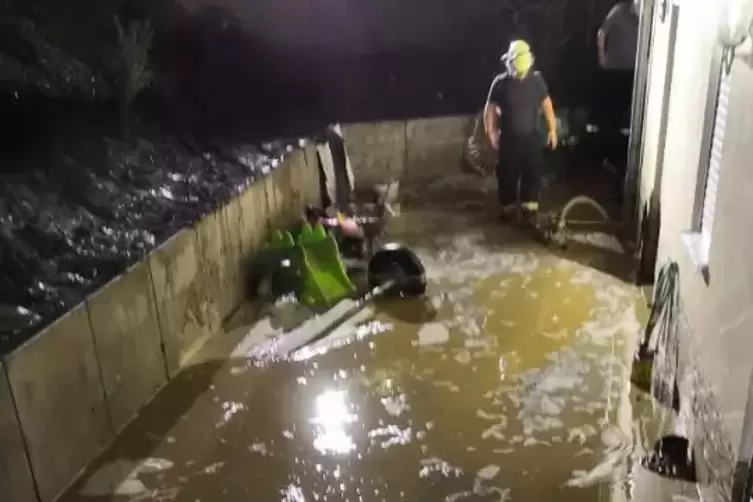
[
  {"left": 1, "top": 0, "right": 614, "bottom": 131},
  {"left": 177, "top": 0, "right": 596, "bottom": 55}
]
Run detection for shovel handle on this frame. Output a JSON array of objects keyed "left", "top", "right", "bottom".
[{"left": 288, "top": 279, "right": 397, "bottom": 354}]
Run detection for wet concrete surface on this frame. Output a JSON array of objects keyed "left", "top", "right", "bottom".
[{"left": 61, "top": 207, "right": 699, "bottom": 502}]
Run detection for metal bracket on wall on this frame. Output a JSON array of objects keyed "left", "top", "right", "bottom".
[
  {"left": 659, "top": 0, "right": 669, "bottom": 23},
  {"left": 723, "top": 46, "right": 737, "bottom": 75}
]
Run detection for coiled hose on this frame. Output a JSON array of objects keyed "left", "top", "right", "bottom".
[
  {"left": 463, "top": 110, "right": 496, "bottom": 176},
  {"left": 464, "top": 75, "right": 508, "bottom": 176},
  {"left": 631, "top": 261, "right": 682, "bottom": 408},
  {"left": 647, "top": 261, "right": 681, "bottom": 411},
  {"left": 632, "top": 262, "right": 695, "bottom": 483}
]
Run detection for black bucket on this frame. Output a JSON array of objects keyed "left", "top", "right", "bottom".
[
  {"left": 640, "top": 434, "right": 697, "bottom": 483},
  {"left": 367, "top": 244, "right": 427, "bottom": 298}
]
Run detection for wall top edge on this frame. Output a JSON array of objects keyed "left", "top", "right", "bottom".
[{"left": 341, "top": 113, "right": 475, "bottom": 128}]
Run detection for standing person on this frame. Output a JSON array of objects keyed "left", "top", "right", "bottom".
[
  {"left": 484, "top": 40, "right": 558, "bottom": 221},
  {"left": 597, "top": 0, "right": 639, "bottom": 75},
  {"left": 597, "top": 0, "right": 639, "bottom": 169}
]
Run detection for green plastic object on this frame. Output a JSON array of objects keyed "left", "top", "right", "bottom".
[
  {"left": 266, "top": 224, "right": 356, "bottom": 308},
  {"left": 296, "top": 223, "right": 356, "bottom": 307},
  {"left": 269, "top": 229, "right": 295, "bottom": 250},
  {"left": 266, "top": 230, "right": 302, "bottom": 297}
]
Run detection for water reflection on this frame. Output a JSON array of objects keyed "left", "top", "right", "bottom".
[
  {"left": 310, "top": 390, "right": 357, "bottom": 455},
  {"left": 281, "top": 483, "right": 306, "bottom": 501}
]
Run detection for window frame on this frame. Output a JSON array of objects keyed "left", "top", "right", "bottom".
[{"left": 682, "top": 44, "right": 733, "bottom": 279}]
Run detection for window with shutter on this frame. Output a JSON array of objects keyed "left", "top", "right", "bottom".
[
  {"left": 682, "top": 46, "right": 732, "bottom": 276},
  {"left": 699, "top": 63, "right": 731, "bottom": 255}
]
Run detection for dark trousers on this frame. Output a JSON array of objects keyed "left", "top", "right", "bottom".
[
  {"left": 496, "top": 132, "right": 544, "bottom": 206},
  {"left": 599, "top": 69, "right": 634, "bottom": 170},
  {"left": 599, "top": 70, "right": 634, "bottom": 127}
]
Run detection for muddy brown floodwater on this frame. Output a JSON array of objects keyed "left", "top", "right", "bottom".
[{"left": 62, "top": 210, "right": 699, "bottom": 502}]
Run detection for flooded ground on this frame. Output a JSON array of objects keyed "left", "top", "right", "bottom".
[{"left": 62, "top": 207, "right": 699, "bottom": 502}]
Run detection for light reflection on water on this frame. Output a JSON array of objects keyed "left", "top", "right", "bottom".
[
  {"left": 281, "top": 483, "right": 306, "bottom": 502},
  {"left": 310, "top": 390, "right": 357, "bottom": 455}
]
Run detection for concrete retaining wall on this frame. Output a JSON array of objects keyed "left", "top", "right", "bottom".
[
  {"left": 342, "top": 115, "right": 473, "bottom": 188},
  {"left": 0, "top": 145, "right": 320, "bottom": 502}
]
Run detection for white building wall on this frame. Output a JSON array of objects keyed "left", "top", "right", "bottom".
[{"left": 641, "top": 0, "right": 753, "bottom": 498}]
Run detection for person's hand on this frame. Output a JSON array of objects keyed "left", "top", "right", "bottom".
[
  {"left": 547, "top": 130, "right": 558, "bottom": 150},
  {"left": 598, "top": 53, "right": 607, "bottom": 68},
  {"left": 488, "top": 131, "right": 500, "bottom": 150}
]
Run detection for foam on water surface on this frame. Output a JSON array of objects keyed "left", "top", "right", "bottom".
[{"left": 417, "top": 322, "right": 450, "bottom": 346}]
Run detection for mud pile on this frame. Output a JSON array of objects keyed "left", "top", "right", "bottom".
[{"left": 0, "top": 117, "right": 304, "bottom": 354}]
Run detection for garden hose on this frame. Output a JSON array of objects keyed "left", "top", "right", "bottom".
[
  {"left": 464, "top": 69, "right": 510, "bottom": 176},
  {"left": 630, "top": 264, "right": 695, "bottom": 483},
  {"left": 631, "top": 262, "right": 679, "bottom": 393},
  {"left": 463, "top": 110, "right": 496, "bottom": 175},
  {"left": 538, "top": 195, "right": 613, "bottom": 247},
  {"left": 559, "top": 195, "right": 609, "bottom": 222}
]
